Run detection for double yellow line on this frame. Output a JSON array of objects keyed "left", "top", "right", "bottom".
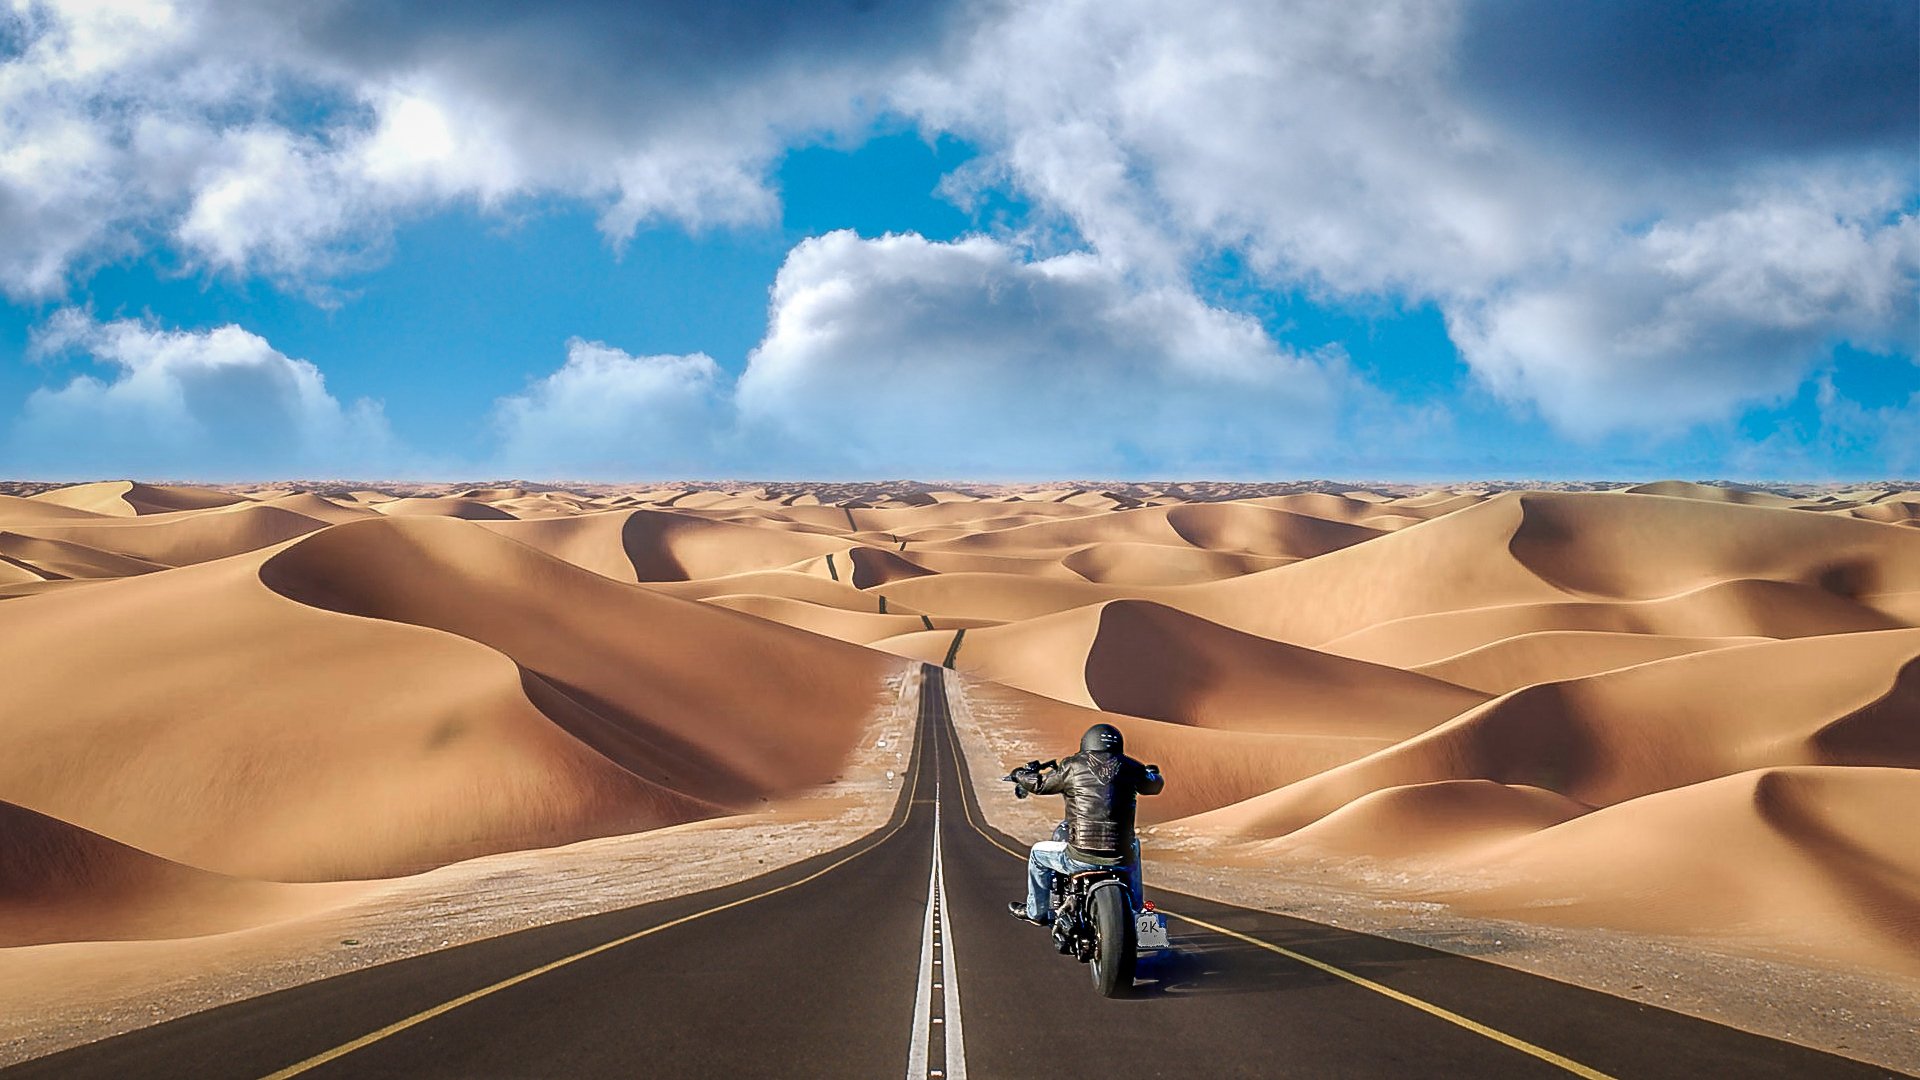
[{"left": 932, "top": 694, "right": 1616, "bottom": 1080}]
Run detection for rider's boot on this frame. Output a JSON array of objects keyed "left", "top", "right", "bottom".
[{"left": 1008, "top": 900, "right": 1050, "bottom": 925}]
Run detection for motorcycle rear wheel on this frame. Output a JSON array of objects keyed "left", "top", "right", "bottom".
[{"left": 1088, "top": 884, "right": 1136, "bottom": 997}]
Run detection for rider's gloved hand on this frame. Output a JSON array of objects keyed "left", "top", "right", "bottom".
[
  {"left": 1009, "top": 762, "right": 1041, "bottom": 798},
  {"left": 1144, "top": 764, "right": 1161, "bottom": 783}
]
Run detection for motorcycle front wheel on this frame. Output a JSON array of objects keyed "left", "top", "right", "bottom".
[{"left": 1088, "top": 884, "right": 1136, "bottom": 997}]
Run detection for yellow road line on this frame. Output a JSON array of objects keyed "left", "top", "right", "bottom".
[
  {"left": 932, "top": 692, "right": 1615, "bottom": 1080},
  {"left": 262, "top": 689, "right": 932, "bottom": 1080},
  {"left": 1159, "top": 910, "right": 1612, "bottom": 1079}
]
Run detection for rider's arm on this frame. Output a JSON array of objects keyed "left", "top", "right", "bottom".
[
  {"left": 1010, "top": 758, "right": 1070, "bottom": 795},
  {"left": 1033, "top": 762, "right": 1070, "bottom": 796},
  {"left": 1137, "top": 761, "right": 1164, "bottom": 796}
]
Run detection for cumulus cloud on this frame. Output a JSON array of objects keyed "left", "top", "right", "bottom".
[
  {"left": 492, "top": 338, "right": 727, "bottom": 478},
  {"left": 0, "top": 0, "right": 964, "bottom": 291},
  {"left": 735, "top": 231, "right": 1341, "bottom": 475},
  {"left": 1450, "top": 187, "right": 1920, "bottom": 433},
  {"left": 901, "top": 0, "right": 1919, "bottom": 431},
  {"left": 13, "top": 309, "right": 397, "bottom": 477},
  {"left": 483, "top": 231, "right": 1366, "bottom": 478}
]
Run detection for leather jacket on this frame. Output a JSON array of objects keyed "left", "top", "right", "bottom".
[{"left": 1012, "top": 751, "right": 1163, "bottom": 865}]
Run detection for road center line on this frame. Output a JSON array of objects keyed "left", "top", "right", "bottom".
[
  {"left": 935, "top": 793, "right": 968, "bottom": 1079},
  {"left": 906, "top": 777, "right": 968, "bottom": 1079},
  {"left": 905, "top": 787, "right": 939, "bottom": 1080}
]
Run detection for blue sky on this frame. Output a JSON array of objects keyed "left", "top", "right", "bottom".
[{"left": 0, "top": 0, "right": 1914, "bottom": 481}]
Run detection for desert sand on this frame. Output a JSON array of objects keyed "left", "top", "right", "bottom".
[{"left": 2, "top": 477, "right": 1916, "bottom": 1064}]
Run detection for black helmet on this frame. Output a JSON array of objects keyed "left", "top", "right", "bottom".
[{"left": 1080, "top": 723, "right": 1123, "bottom": 754}]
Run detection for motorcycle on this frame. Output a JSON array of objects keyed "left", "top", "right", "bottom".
[{"left": 1003, "top": 760, "right": 1170, "bottom": 998}]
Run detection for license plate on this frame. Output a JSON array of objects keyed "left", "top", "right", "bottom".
[{"left": 1136, "top": 911, "right": 1169, "bottom": 950}]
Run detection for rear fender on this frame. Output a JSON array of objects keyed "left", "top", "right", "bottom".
[{"left": 1085, "top": 876, "right": 1131, "bottom": 910}]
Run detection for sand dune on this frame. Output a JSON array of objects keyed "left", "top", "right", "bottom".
[
  {"left": 1177, "top": 491, "right": 1920, "bottom": 648},
  {"left": 3, "top": 504, "right": 330, "bottom": 567},
  {"left": 1437, "top": 767, "right": 1920, "bottom": 974},
  {"left": 490, "top": 508, "right": 850, "bottom": 582},
  {"left": 257, "top": 517, "right": 891, "bottom": 800},
  {"left": 1164, "top": 502, "right": 1383, "bottom": 557},
  {"left": 1243, "top": 492, "right": 1413, "bottom": 524},
  {"left": 0, "top": 532, "right": 170, "bottom": 581},
  {"left": 703, "top": 595, "right": 969, "bottom": 645},
  {"left": 1506, "top": 492, "right": 1920, "bottom": 601},
  {"left": 0, "top": 494, "right": 110, "bottom": 522},
  {"left": 0, "top": 549, "right": 716, "bottom": 881},
  {"left": 1410, "top": 630, "right": 1767, "bottom": 693},
  {"left": 1854, "top": 499, "right": 1920, "bottom": 525},
  {"left": 875, "top": 571, "right": 1151, "bottom": 622},
  {"left": 878, "top": 546, "right": 1084, "bottom": 581},
  {"left": 1175, "top": 628, "right": 1920, "bottom": 842},
  {"left": 1170, "top": 494, "right": 1571, "bottom": 645},
  {"left": 0, "top": 513, "right": 888, "bottom": 882},
  {"left": 1622, "top": 480, "right": 1801, "bottom": 506},
  {"left": 651, "top": 568, "right": 936, "bottom": 615},
  {"left": 1081, "top": 602, "right": 1486, "bottom": 735},
  {"left": 0, "top": 801, "right": 353, "bottom": 946},
  {"left": 902, "top": 501, "right": 1377, "bottom": 565},
  {"left": 1326, "top": 576, "right": 1908, "bottom": 667},
  {"left": 919, "top": 599, "right": 1484, "bottom": 740},
  {"left": 371, "top": 496, "right": 519, "bottom": 520},
  {"left": 0, "top": 558, "right": 42, "bottom": 587},
  {"left": 27, "top": 481, "right": 248, "bottom": 517},
  {"left": 6, "top": 476, "right": 1916, "bottom": 984},
  {"left": 909, "top": 504, "right": 1198, "bottom": 553},
  {"left": 951, "top": 675, "right": 1414, "bottom": 822},
  {"left": 1060, "top": 542, "right": 1292, "bottom": 585},
  {"left": 254, "top": 492, "right": 380, "bottom": 524},
  {"left": 845, "top": 500, "right": 1105, "bottom": 532},
  {"left": 1266, "top": 779, "right": 1591, "bottom": 859},
  {"left": 842, "top": 545, "right": 945, "bottom": 586}
]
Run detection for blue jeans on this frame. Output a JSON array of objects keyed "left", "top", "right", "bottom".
[{"left": 1025, "top": 838, "right": 1145, "bottom": 920}]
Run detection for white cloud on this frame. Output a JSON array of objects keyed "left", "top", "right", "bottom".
[
  {"left": 0, "top": 0, "right": 952, "bottom": 293},
  {"left": 492, "top": 338, "right": 726, "bottom": 478},
  {"left": 901, "top": 0, "right": 1574, "bottom": 291},
  {"left": 483, "top": 231, "right": 1368, "bottom": 479},
  {"left": 734, "top": 231, "right": 1341, "bottom": 475},
  {"left": 13, "top": 309, "right": 397, "bottom": 477},
  {"left": 901, "top": 0, "right": 1919, "bottom": 433},
  {"left": 1450, "top": 188, "right": 1920, "bottom": 432}
]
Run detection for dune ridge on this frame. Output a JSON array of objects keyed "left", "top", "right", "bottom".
[{"left": 0, "top": 801, "right": 353, "bottom": 946}]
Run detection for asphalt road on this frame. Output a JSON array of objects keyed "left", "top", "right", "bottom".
[{"left": 7, "top": 665, "right": 1902, "bottom": 1079}]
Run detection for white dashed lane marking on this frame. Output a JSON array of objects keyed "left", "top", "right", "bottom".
[{"left": 906, "top": 778, "right": 966, "bottom": 1080}]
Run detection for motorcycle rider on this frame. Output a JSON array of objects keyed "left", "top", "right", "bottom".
[{"left": 1006, "top": 723, "right": 1164, "bottom": 924}]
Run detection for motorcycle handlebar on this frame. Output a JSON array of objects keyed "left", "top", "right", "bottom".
[{"left": 1000, "top": 759, "right": 1059, "bottom": 799}]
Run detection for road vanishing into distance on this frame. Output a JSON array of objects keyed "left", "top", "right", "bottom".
[{"left": 8, "top": 666, "right": 1900, "bottom": 1079}]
